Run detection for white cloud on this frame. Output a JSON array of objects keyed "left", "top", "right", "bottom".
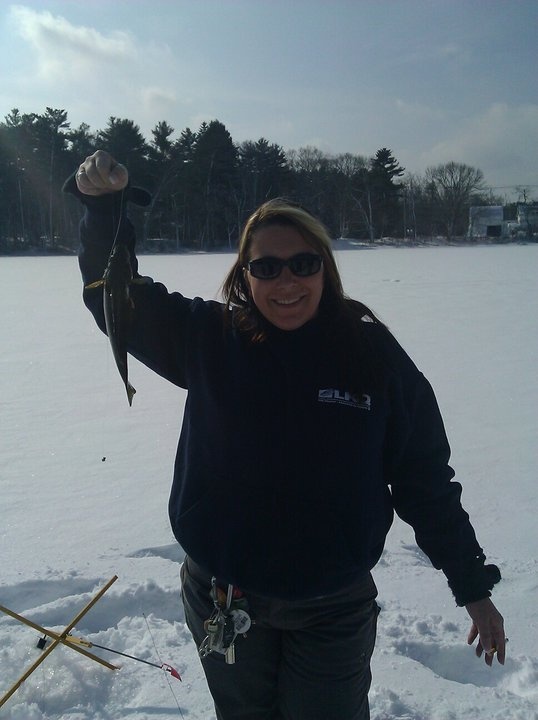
[
  {"left": 6, "top": 5, "right": 195, "bottom": 136},
  {"left": 394, "top": 98, "right": 447, "bottom": 122},
  {"left": 9, "top": 4, "right": 136, "bottom": 79},
  {"left": 437, "top": 43, "right": 462, "bottom": 59},
  {"left": 138, "top": 86, "right": 181, "bottom": 124},
  {"left": 415, "top": 102, "right": 538, "bottom": 188}
]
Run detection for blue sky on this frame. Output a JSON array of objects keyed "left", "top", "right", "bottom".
[{"left": 1, "top": 0, "right": 537, "bottom": 198}]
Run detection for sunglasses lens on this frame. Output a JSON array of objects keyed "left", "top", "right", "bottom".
[
  {"left": 249, "top": 258, "right": 282, "bottom": 279},
  {"left": 248, "top": 254, "right": 322, "bottom": 279},
  {"left": 289, "top": 254, "right": 322, "bottom": 276}
]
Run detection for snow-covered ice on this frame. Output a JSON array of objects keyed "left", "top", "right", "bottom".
[{"left": 1, "top": 244, "right": 537, "bottom": 719}]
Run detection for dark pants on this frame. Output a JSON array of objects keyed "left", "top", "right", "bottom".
[{"left": 181, "top": 557, "right": 379, "bottom": 720}]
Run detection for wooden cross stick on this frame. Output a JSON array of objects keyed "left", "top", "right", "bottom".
[
  {"left": 0, "top": 605, "right": 119, "bottom": 669},
  {"left": 0, "top": 575, "right": 119, "bottom": 709}
]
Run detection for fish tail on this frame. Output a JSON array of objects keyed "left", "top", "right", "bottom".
[{"left": 127, "top": 382, "right": 136, "bottom": 406}]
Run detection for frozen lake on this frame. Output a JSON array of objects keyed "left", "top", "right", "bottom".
[{"left": 1, "top": 244, "right": 537, "bottom": 719}]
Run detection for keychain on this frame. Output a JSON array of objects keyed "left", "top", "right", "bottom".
[{"left": 199, "top": 578, "right": 252, "bottom": 664}]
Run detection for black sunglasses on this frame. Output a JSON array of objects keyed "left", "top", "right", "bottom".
[{"left": 247, "top": 253, "right": 323, "bottom": 280}]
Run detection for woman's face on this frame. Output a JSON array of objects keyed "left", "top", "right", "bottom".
[{"left": 245, "top": 224, "right": 324, "bottom": 331}]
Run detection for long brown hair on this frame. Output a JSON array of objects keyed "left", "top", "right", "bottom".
[{"left": 221, "top": 198, "right": 382, "bottom": 341}]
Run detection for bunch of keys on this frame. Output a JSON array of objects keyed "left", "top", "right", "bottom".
[{"left": 198, "top": 578, "right": 251, "bottom": 664}]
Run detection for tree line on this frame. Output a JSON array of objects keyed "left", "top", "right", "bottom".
[{"left": 0, "top": 106, "right": 509, "bottom": 254}]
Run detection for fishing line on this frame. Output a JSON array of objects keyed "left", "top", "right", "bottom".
[
  {"left": 142, "top": 612, "right": 186, "bottom": 718},
  {"left": 94, "top": 339, "right": 111, "bottom": 463},
  {"left": 100, "top": 347, "right": 110, "bottom": 462},
  {"left": 87, "top": 185, "right": 186, "bottom": 715},
  {"left": 122, "top": 547, "right": 187, "bottom": 717},
  {"left": 99, "top": 187, "right": 126, "bottom": 464}
]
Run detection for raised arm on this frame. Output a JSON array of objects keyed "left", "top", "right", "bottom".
[{"left": 64, "top": 150, "right": 220, "bottom": 390}]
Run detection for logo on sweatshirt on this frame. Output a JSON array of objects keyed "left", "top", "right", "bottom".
[{"left": 317, "top": 389, "right": 371, "bottom": 410}]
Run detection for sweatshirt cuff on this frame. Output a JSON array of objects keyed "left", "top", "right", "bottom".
[{"left": 446, "top": 557, "right": 501, "bottom": 606}]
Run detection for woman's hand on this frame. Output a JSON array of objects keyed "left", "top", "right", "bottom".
[
  {"left": 76, "top": 149, "right": 128, "bottom": 196},
  {"left": 466, "top": 597, "right": 506, "bottom": 666}
]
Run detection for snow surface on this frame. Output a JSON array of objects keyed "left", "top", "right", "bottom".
[{"left": 1, "top": 245, "right": 537, "bottom": 720}]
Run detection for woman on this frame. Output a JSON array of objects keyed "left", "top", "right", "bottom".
[{"left": 69, "top": 150, "right": 505, "bottom": 720}]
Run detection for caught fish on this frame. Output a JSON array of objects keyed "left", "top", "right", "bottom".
[{"left": 86, "top": 237, "right": 139, "bottom": 406}]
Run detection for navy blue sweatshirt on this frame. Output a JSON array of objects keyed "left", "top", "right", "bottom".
[{"left": 72, "top": 181, "right": 500, "bottom": 605}]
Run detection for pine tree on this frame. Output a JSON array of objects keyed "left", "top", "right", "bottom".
[
  {"left": 368, "top": 148, "right": 405, "bottom": 238},
  {"left": 96, "top": 117, "right": 149, "bottom": 183},
  {"left": 192, "top": 120, "right": 238, "bottom": 248}
]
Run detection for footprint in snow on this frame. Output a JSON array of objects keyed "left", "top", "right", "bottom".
[
  {"left": 393, "top": 637, "right": 530, "bottom": 693},
  {"left": 0, "top": 578, "right": 184, "bottom": 634},
  {"left": 128, "top": 543, "right": 185, "bottom": 563}
]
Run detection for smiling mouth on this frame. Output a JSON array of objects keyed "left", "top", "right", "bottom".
[{"left": 273, "top": 296, "right": 305, "bottom": 306}]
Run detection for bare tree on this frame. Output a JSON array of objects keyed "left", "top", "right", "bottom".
[
  {"left": 288, "top": 145, "right": 328, "bottom": 174},
  {"left": 425, "top": 162, "right": 485, "bottom": 240},
  {"left": 330, "top": 153, "right": 368, "bottom": 237}
]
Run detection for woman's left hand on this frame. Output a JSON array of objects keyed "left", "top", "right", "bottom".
[{"left": 465, "top": 597, "right": 506, "bottom": 666}]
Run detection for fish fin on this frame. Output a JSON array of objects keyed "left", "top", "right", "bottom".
[{"left": 85, "top": 279, "right": 105, "bottom": 289}]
